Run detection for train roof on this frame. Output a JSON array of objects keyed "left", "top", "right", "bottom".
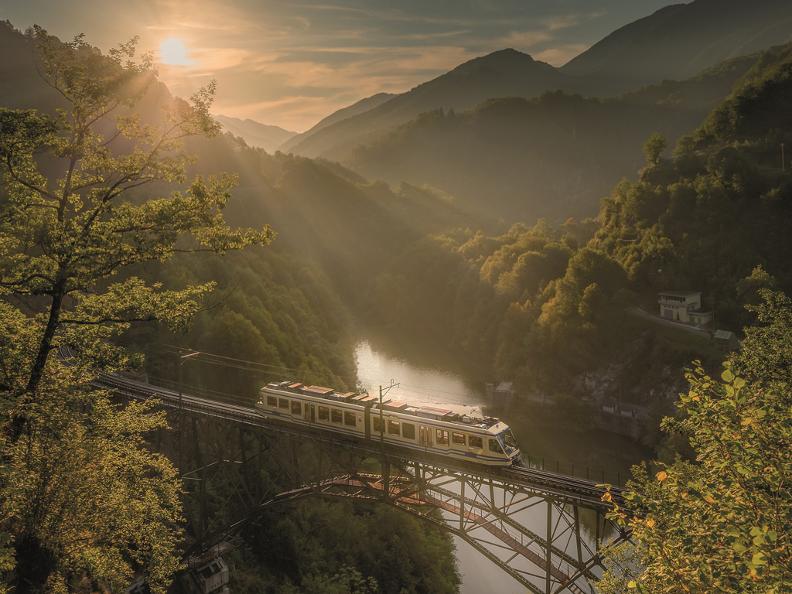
[{"left": 263, "top": 380, "right": 503, "bottom": 430}]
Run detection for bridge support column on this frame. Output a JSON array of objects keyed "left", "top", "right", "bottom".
[{"left": 546, "top": 500, "right": 552, "bottom": 594}]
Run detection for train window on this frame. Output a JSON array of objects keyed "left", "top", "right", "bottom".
[
  {"left": 291, "top": 401, "right": 302, "bottom": 415},
  {"left": 318, "top": 406, "right": 329, "bottom": 421},
  {"left": 344, "top": 411, "right": 356, "bottom": 427},
  {"left": 452, "top": 432, "right": 465, "bottom": 445},
  {"left": 278, "top": 398, "right": 289, "bottom": 409},
  {"left": 402, "top": 423, "right": 416, "bottom": 439},
  {"left": 436, "top": 429, "right": 449, "bottom": 444},
  {"left": 387, "top": 420, "right": 400, "bottom": 435},
  {"left": 266, "top": 395, "right": 277, "bottom": 407},
  {"left": 468, "top": 435, "right": 483, "bottom": 449},
  {"left": 331, "top": 409, "right": 343, "bottom": 423},
  {"left": 489, "top": 439, "right": 503, "bottom": 453},
  {"left": 373, "top": 416, "right": 383, "bottom": 432}
]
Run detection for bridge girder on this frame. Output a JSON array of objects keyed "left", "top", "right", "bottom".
[{"left": 258, "top": 458, "right": 629, "bottom": 594}]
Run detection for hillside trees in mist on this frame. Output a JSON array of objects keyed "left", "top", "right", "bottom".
[
  {"left": 0, "top": 28, "right": 270, "bottom": 591},
  {"left": 362, "top": 42, "right": 792, "bottom": 403}
]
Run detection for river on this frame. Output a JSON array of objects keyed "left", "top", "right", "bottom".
[{"left": 355, "top": 338, "right": 650, "bottom": 593}]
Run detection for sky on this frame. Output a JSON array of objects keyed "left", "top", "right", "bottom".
[{"left": 3, "top": 0, "right": 677, "bottom": 131}]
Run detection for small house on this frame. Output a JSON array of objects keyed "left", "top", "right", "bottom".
[{"left": 658, "top": 291, "right": 713, "bottom": 327}]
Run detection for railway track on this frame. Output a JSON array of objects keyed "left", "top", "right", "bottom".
[{"left": 97, "top": 373, "right": 623, "bottom": 508}]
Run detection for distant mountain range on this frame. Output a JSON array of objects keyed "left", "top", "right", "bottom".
[
  {"left": 285, "top": 0, "right": 792, "bottom": 162},
  {"left": 280, "top": 92, "right": 395, "bottom": 153},
  {"left": 214, "top": 115, "right": 297, "bottom": 153},
  {"left": 346, "top": 49, "right": 773, "bottom": 221},
  {"left": 285, "top": 49, "right": 572, "bottom": 158}
]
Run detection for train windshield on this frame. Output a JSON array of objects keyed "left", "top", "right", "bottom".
[{"left": 498, "top": 429, "right": 519, "bottom": 452}]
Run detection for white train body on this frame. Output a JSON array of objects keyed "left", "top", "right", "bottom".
[{"left": 256, "top": 381, "right": 521, "bottom": 467}]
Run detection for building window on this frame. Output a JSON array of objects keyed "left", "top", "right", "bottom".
[
  {"left": 373, "top": 416, "right": 383, "bottom": 432},
  {"left": 344, "top": 411, "right": 357, "bottom": 427},
  {"left": 436, "top": 429, "right": 449, "bottom": 445},
  {"left": 331, "top": 409, "right": 343, "bottom": 423},
  {"left": 402, "top": 423, "right": 416, "bottom": 439},
  {"left": 266, "top": 395, "right": 277, "bottom": 407},
  {"left": 388, "top": 419, "right": 400, "bottom": 435},
  {"left": 489, "top": 439, "right": 503, "bottom": 453},
  {"left": 278, "top": 398, "right": 289, "bottom": 410},
  {"left": 452, "top": 432, "right": 465, "bottom": 445},
  {"left": 468, "top": 435, "right": 483, "bottom": 449},
  {"left": 318, "top": 406, "right": 329, "bottom": 421},
  {"left": 291, "top": 400, "right": 302, "bottom": 415}
]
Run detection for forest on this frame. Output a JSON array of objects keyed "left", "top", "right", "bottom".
[{"left": 0, "top": 2, "right": 790, "bottom": 592}]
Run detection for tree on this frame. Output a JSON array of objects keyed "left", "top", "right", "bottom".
[
  {"left": 600, "top": 290, "right": 791, "bottom": 593},
  {"left": 642, "top": 133, "right": 667, "bottom": 166},
  {"left": 0, "top": 28, "right": 271, "bottom": 591}
]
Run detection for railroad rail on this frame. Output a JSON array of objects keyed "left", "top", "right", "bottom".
[{"left": 97, "top": 373, "right": 622, "bottom": 506}]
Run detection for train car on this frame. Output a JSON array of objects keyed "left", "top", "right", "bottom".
[{"left": 255, "top": 381, "right": 521, "bottom": 467}]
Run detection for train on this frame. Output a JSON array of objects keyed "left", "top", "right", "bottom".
[{"left": 255, "top": 380, "right": 522, "bottom": 467}]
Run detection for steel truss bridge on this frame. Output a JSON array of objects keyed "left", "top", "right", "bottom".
[{"left": 99, "top": 373, "right": 630, "bottom": 594}]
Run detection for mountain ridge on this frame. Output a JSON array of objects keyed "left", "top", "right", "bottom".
[
  {"left": 214, "top": 114, "right": 296, "bottom": 152},
  {"left": 562, "top": 0, "right": 792, "bottom": 85},
  {"left": 286, "top": 48, "right": 572, "bottom": 158}
]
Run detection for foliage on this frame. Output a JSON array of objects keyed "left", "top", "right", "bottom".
[
  {"left": 600, "top": 291, "right": 792, "bottom": 592},
  {"left": 642, "top": 133, "right": 666, "bottom": 166},
  {"left": 0, "top": 27, "right": 269, "bottom": 592},
  {"left": 239, "top": 498, "right": 459, "bottom": 594}
]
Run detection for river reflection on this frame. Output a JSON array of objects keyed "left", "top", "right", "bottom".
[
  {"left": 356, "top": 340, "right": 484, "bottom": 413},
  {"left": 354, "top": 337, "right": 649, "bottom": 593}
]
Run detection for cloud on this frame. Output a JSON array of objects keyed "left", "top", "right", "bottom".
[
  {"left": 533, "top": 44, "right": 590, "bottom": 66},
  {"left": 3, "top": 0, "right": 677, "bottom": 130},
  {"left": 498, "top": 30, "right": 553, "bottom": 49}
]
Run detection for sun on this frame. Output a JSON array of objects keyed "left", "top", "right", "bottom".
[{"left": 159, "top": 37, "right": 193, "bottom": 66}]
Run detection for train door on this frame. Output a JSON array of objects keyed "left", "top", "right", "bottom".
[
  {"left": 419, "top": 425, "right": 432, "bottom": 449},
  {"left": 305, "top": 403, "right": 315, "bottom": 423}
]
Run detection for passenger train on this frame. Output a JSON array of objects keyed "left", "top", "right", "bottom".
[{"left": 256, "top": 381, "right": 521, "bottom": 466}]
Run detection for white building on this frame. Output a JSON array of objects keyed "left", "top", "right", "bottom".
[{"left": 658, "top": 291, "right": 713, "bottom": 327}]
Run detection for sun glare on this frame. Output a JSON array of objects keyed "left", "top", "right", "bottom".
[{"left": 159, "top": 37, "right": 192, "bottom": 66}]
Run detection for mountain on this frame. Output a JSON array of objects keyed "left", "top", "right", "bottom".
[
  {"left": 563, "top": 0, "right": 792, "bottom": 88},
  {"left": 213, "top": 114, "right": 296, "bottom": 152},
  {"left": 286, "top": 1, "right": 791, "bottom": 162},
  {"left": 279, "top": 92, "right": 395, "bottom": 152},
  {"left": 285, "top": 49, "right": 572, "bottom": 158},
  {"left": 345, "top": 49, "right": 765, "bottom": 222}
]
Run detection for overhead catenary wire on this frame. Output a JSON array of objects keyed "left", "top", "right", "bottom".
[{"left": 153, "top": 344, "right": 484, "bottom": 403}]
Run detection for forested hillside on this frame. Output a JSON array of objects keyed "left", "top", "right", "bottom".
[
  {"left": 0, "top": 22, "right": 463, "bottom": 592},
  {"left": 360, "top": 40, "right": 792, "bottom": 419},
  {"left": 346, "top": 45, "right": 782, "bottom": 223},
  {"left": 593, "top": 41, "right": 792, "bottom": 326}
]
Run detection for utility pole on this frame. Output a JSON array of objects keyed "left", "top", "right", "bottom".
[
  {"left": 782, "top": 143, "right": 786, "bottom": 172},
  {"left": 378, "top": 379, "right": 399, "bottom": 445},
  {"left": 177, "top": 350, "right": 200, "bottom": 472}
]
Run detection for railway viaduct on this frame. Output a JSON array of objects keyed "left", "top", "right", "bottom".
[{"left": 101, "top": 373, "right": 631, "bottom": 594}]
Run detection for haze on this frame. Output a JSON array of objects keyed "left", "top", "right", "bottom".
[{"left": 4, "top": 0, "right": 674, "bottom": 131}]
